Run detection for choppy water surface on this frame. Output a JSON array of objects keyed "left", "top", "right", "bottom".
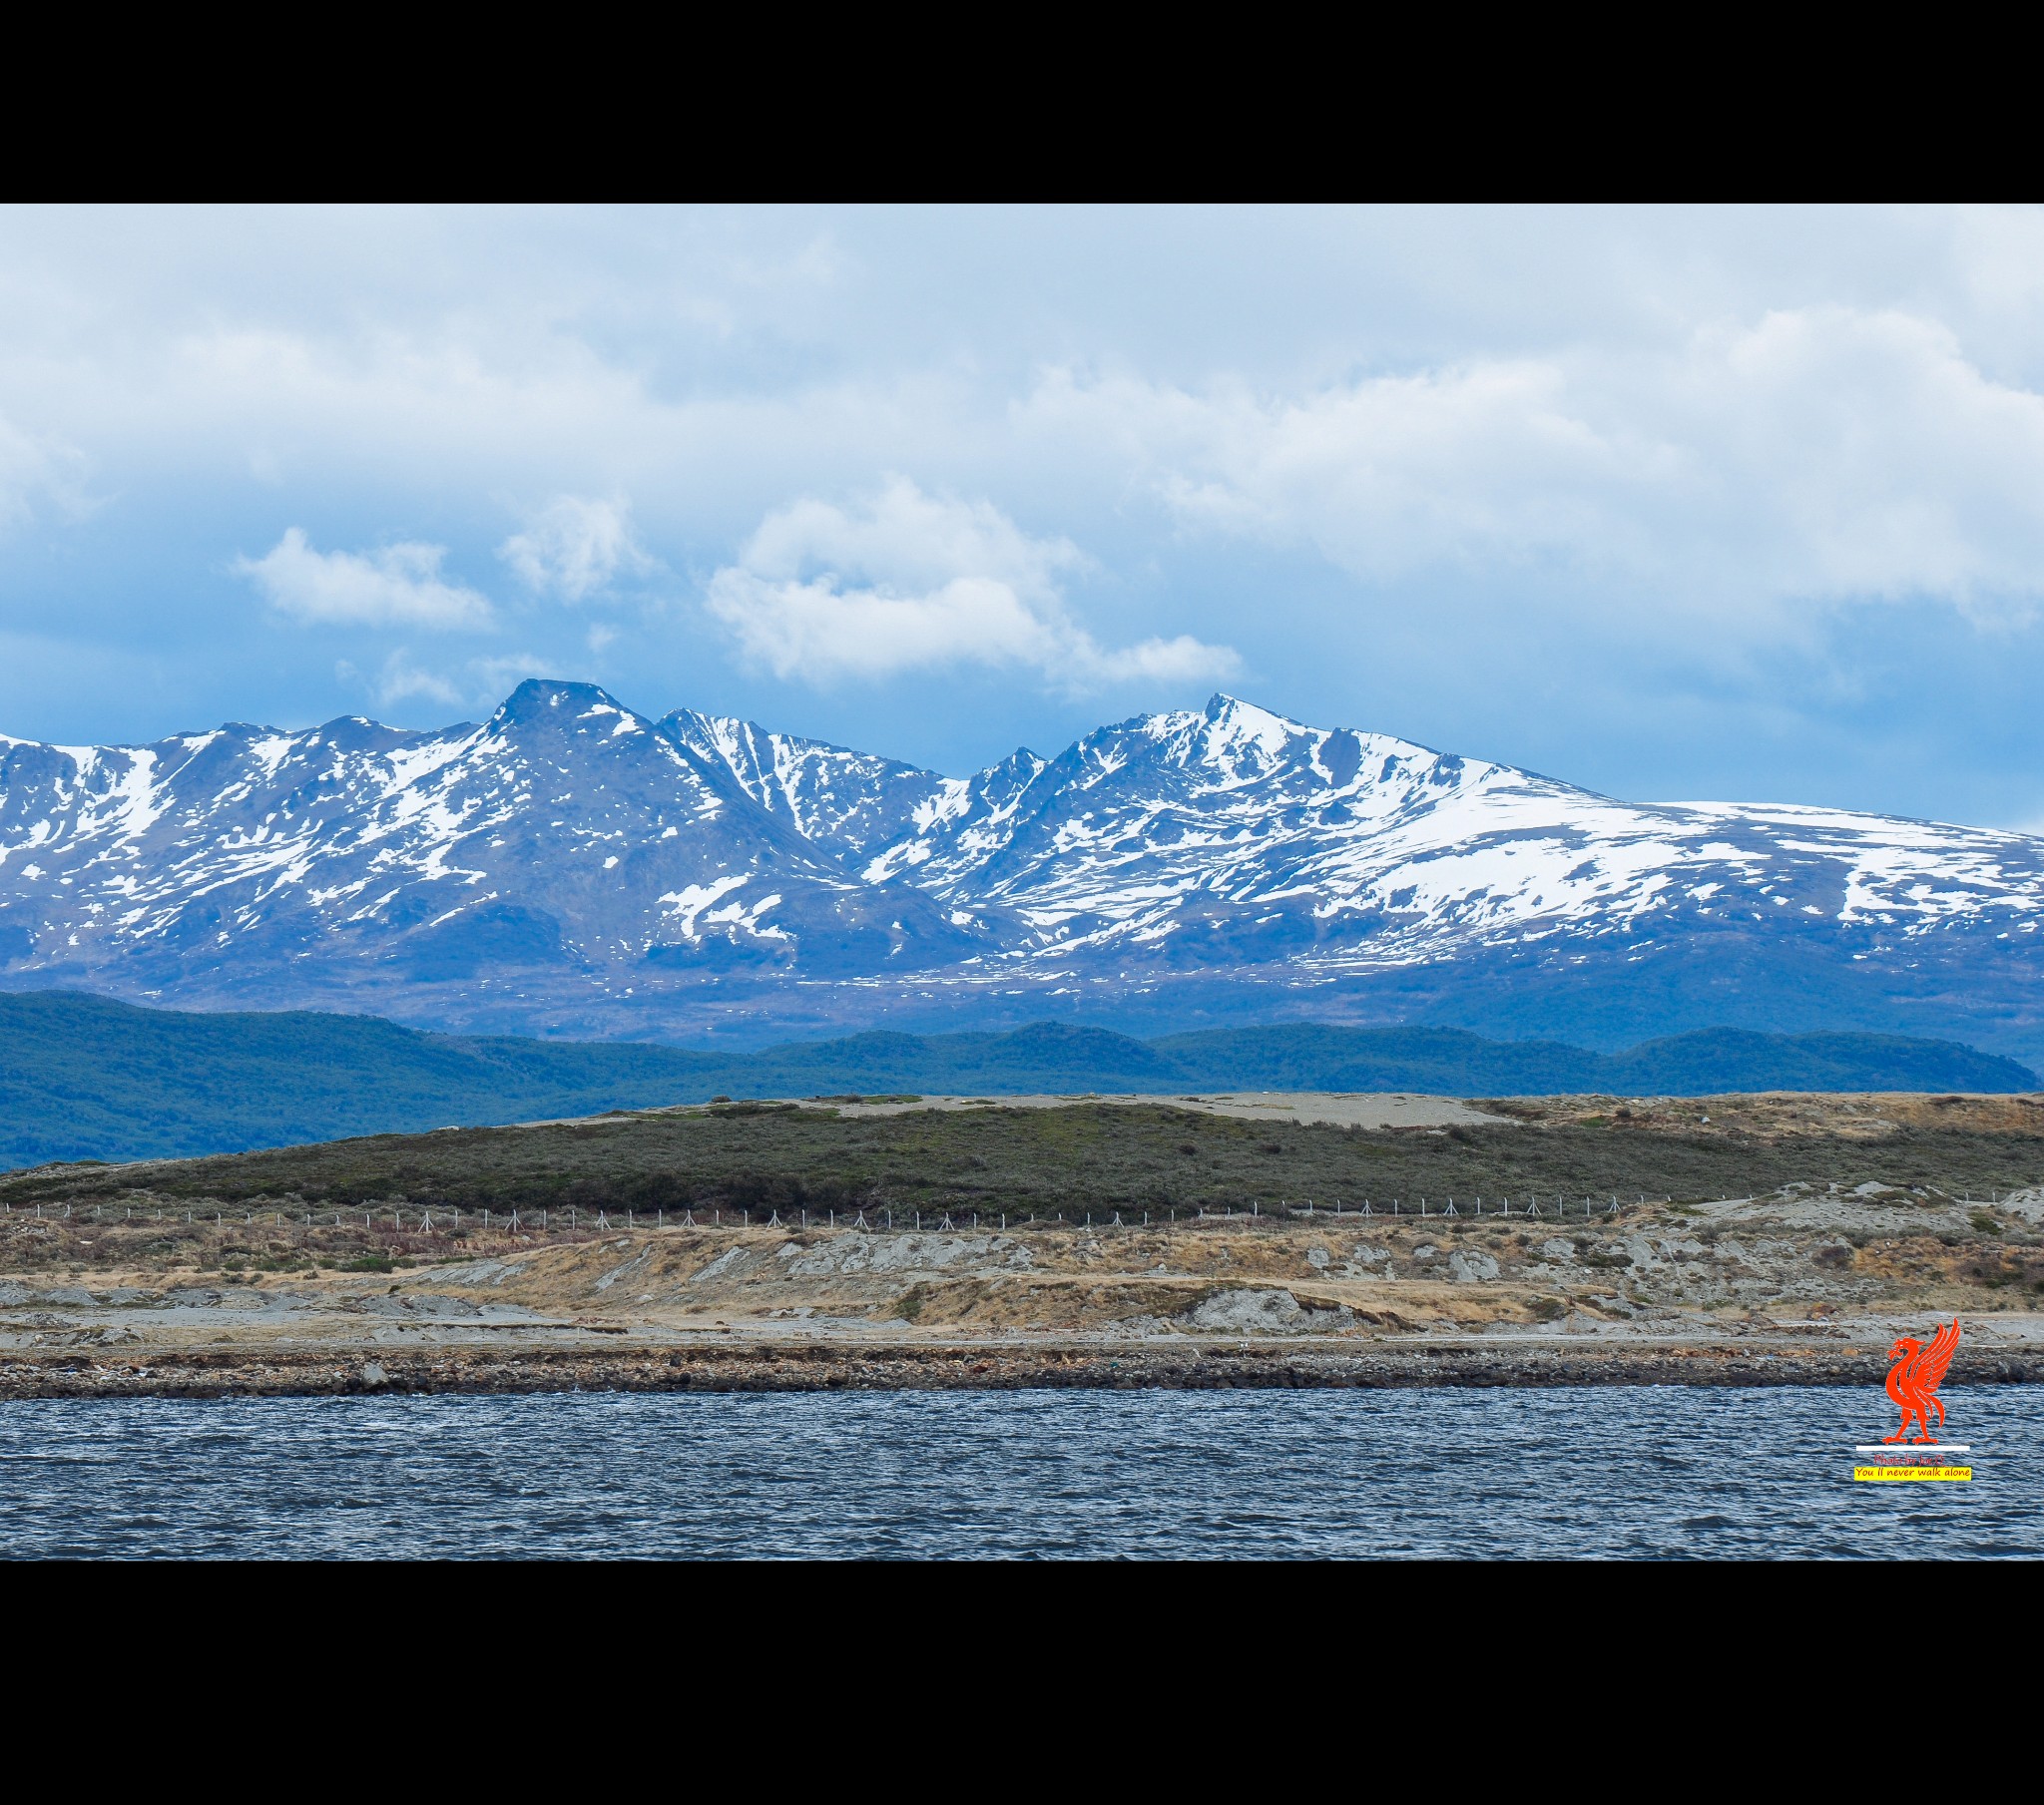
[{"left": 1, "top": 1385, "right": 2037, "bottom": 1559}]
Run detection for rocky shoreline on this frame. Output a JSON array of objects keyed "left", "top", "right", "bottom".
[
  {"left": 5, "top": 1158, "right": 2040, "bottom": 1400},
  {"left": 4, "top": 1339, "right": 2040, "bottom": 1399}
]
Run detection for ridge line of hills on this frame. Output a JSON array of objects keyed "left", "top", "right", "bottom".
[
  {"left": 3, "top": 678, "right": 2043, "bottom": 1059},
  {"left": 1, "top": 991, "right": 2033, "bottom": 1171}
]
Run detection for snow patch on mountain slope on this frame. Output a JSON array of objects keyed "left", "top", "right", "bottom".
[
  {"left": 382, "top": 727, "right": 484, "bottom": 795},
  {"left": 660, "top": 876, "right": 751, "bottom": 935}
]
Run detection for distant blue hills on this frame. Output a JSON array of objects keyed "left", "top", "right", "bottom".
[{"left": 1, "top": 991, "right": 2033, "bottom": 1170}]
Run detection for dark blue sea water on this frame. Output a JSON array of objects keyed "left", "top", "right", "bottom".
[{"left": 0, "top": 1385, "right": 2036, "bottom": 1559}]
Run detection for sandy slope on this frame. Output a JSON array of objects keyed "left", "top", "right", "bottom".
[{"left": 824, "top": 1093, "right": 1513, "bottom": 1129}]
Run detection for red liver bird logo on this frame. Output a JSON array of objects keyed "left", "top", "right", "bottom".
[{"left": 1884, "top": 1319, "right": 1960, "bottom": 1443}]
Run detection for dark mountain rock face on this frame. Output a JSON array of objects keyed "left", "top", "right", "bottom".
[{"left": 3, "top": 681, "right": 2042, "bottom": 1057}]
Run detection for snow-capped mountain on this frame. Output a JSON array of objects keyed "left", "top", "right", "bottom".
[
  {"left": 3, "top": 680, "right": 2041, "bottom": 1053},
  {"left": 0, "top": 681, "right": 983, "bottom": 1014},
  {"left": 675, "top": 691, "right": 2044, "bottom": 972}
]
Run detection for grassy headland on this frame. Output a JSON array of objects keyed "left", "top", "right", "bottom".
[
  {"left": 1, "top": 1092, "right": 2039, "bottom": 1395},
  {"left": 8, "top": 1090, "right": 2044, "bottom": 1225}
]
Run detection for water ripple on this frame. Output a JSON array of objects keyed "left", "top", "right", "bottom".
[{"left": 0, "top": 1385, "right": 2035, "bottom": 1559}]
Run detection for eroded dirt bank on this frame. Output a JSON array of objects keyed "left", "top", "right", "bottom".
[
  {"left": 2, "top": 1203, "right": 2039, "bottom": 1395},
  {"left": 3, "top": 1338, "right": 2041, "bottom": 1399}
]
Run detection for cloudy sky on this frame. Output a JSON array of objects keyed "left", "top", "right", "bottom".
[{"left": 4, "top": 205, "right": 2044, "bottom": 827}]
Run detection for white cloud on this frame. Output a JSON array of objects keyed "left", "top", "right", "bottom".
[
  {"left": 706, "top": 476, "right": 1239, "bottom": 689},
  {"left": 236, "top": 528, "right": 494, "bottom": 630},
  {"left": 364, "top": 650, "right": 551, "bottom": 713},
  {"left": 0, "top": 417, "right": 49, "bottom": 530},
  {"left": 0, "top": 411, "right": 91, "bottom": 532},
  {"left": 470, "top": 653, "right": 552, "bottom": 696},
  {"left": 498, "top": 495, "right": 653, "bottom": 601},
  {"left": 1020, "top": 304, "right": 2044, "bottom": 634},
  {"left": 371, "top": 651, "right": 466, "bottom": 709}
]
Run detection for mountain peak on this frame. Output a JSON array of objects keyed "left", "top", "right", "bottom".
[
  {"left": 1198, "top": 691, "right": 1309, "bottom": 748},
  {"left": 484, "top": 680, "right": 661, "bottom": 748},
  {"left": 491, "top": 677, "right": 625, "bottom": 722}
]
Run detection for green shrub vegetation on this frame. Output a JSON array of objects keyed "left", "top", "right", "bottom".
[{"left": 2, "top": 1097, "right": 2039, "bottom": 1221}]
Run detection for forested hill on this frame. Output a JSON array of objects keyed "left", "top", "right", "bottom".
[{"left": 1, "top": 991, "right": 2033, "bottom": 1170}]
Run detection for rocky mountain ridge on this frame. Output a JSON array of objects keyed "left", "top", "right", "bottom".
[{"left": 3, "top": 680, "right": 2041, "bottom": 1053}]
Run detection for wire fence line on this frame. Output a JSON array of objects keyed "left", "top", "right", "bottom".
[
  {"left": 1, "top": 1185, "right": 2024, "bottom": 1238},
  {"left": 0, "top": 1191, "right": 1697, "bottom": 1235}
]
